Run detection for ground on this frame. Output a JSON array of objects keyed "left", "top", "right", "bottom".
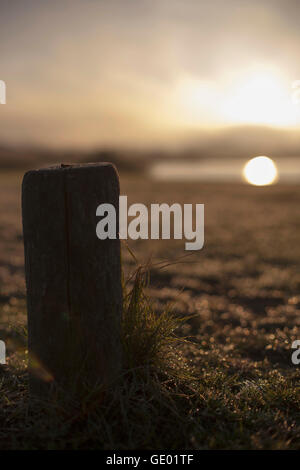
[{"left": 0, "top": 170, "right": 299, "bottom": 449}]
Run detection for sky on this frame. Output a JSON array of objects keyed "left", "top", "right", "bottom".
[{"left": 1, "top": 0, "right": 300, "bottom": 149}]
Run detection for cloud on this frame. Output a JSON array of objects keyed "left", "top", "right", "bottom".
[{"left": 0, "top": 0, "right": 300, "bottom": 147}]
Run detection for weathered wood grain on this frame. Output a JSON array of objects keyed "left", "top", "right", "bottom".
[{"left": 22, "top": 163, "right": 122, "bottom": 400}]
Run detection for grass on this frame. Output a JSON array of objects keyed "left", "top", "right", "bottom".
[
  {"left": 0, "top": 175, "right": 300, "bottom": 449},
  {"left": 122, "top": 265, "right": 191, "bottom": 371},
  {"left": 0, "top": 265, "right": 197, "bottom": 449},
  {"left": 0, "top": 264, "right": 299, "bottom": 449}
]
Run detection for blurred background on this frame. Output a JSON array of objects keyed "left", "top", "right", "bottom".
[
  {"left": 1, "top": 0, "right": 300, "bottom": 290},
  {"left": 1, "top": 0, "right": 300, "bottom": 316},
  {"left": 0, "top": 0, "right": 300, "bottom": 179},
  {"left": 0, "top": 1, "right": 300, "bottom": 449}
]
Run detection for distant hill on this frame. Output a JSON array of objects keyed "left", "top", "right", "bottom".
[
  {"left": 178, "top": 125, "right": 300, "bottom": 160},
  {"left": 0, "top": 125, "right": 299, "bottom": 170}
]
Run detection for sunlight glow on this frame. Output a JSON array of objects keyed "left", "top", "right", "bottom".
[
  {"left": 222, "top": 72, "right": 298, "bottom": 126},
  {"left": 243, "top": 156, "right": 278, "bottom": 186},
  {"left": 174, "top": 70, "right": 300, "bottom": 128},
  {"left": 174, "top": 77, "right": 219, "bottom": 125}
]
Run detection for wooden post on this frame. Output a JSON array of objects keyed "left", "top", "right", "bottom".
[{"left": 22, "top": 163, "right": 122, "bottom": 400}]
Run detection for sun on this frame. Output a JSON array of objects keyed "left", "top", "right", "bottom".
[
  {"left": 173, "top": 69, "right": 300, "bottom": 128},
  {"left": 243, "top": 156, "right": 278, "bottom": 186},
  {"left": 222, "top": 71, "right": 297, "bottom": 126}
]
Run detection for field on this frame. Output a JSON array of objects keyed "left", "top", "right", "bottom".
[{"left": 0, "top": 170, "right": 299, "bottom": 449}]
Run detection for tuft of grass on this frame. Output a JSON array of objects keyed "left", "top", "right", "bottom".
[{"left": 121, "top": 265, "right": 191, "bottom": 373}]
